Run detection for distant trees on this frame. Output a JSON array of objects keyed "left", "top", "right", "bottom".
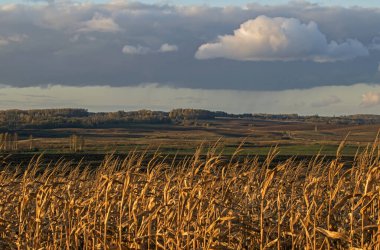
[
  {"left": 5, "top": 111, "right": 20, "bottom": 130},
  {"left": 169, "top": 109, "right": 214, "bottom": 120},
  {"left": 0, "top": 109, "right": 89, "bottom": 129},
  {"left": 251, "top": 113, "right": 380, "bottom": 125},
  {"left": 29, "top": 135, "right": 34, "bottom": 151},
  {"left": 169, "top": 109, "right": 231, "bottom": 121},
  {"left": 69, "top": 135, "right": 85, "bottom": 152},
  {"left": 0, "top": 132, "right": 18, "bottom": 151},
  {"left": 0, "top": 108, "right": 379, "bottom": 130},
  {"left": 0, "top": 109, "right": 172, "bottom": 129},
  {"left": 253, "top": 113, "right": 299, "bottom": 120}
]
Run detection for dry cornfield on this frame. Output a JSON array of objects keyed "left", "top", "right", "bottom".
[{"left": 0, "top": 139, "right": 379, "bottom": 249}]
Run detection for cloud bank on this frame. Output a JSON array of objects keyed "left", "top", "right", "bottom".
[
  {"left": 0, "top": 83, "right": 377, "bottom": 115},
  {"left": 0, "top": 1, "right": 379, "bottom": 91},
  {"left": 195, "top": 16, "right": 368, "bottom": 62}
]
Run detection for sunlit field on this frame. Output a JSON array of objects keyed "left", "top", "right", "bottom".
[{"left": 0, "top": 137, "right": 379, "bottom": 249}]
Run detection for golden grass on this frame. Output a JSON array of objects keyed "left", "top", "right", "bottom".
[{"left": 0, "top": 140, "right": 379, "bottom": 249}]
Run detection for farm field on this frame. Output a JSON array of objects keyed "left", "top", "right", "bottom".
[
  {"left": 2, "top": 117, "right": 380, "bottom": 158},
  {"left": 1, "top": 118, "right": 380, "bottom": 249},
  {"left": 0, "top": 137, "right": 379, "bottom": 249}
]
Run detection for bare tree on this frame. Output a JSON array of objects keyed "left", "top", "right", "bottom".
[
  {"left": 69, "top": 134, "right": 84, "bottom": 152},
  {"left": 29, "top": 135, "right": 34, "bottom": 151}
]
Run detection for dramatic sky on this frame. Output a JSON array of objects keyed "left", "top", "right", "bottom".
[{"left": 1, "top": 0, "right": 380, "bottom": 114}]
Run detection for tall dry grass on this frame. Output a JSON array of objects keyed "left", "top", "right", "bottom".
[{"left": 0, "top": 140, "right": 379, "bottom": 249}]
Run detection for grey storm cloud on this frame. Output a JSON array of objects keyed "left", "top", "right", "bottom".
[{"left": 0, "top": 1, "right": 380, "bottom": 90}]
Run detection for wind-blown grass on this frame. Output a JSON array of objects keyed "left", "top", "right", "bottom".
[{"left": 0, "top": 140, "right": 379, "bottom": 249}]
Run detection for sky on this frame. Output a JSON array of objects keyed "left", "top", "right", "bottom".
[
  {"left": 2, "top": 0, "right": 380, "bottom": 7},
  {"left": 136, "top": 0, "right": 380, "bottom": 7},
  {"left": 0, "top": 0, "right": 380, "bottom": 115}
]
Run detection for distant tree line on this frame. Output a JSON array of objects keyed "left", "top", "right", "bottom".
[
  {"left": 0, "top": 109, "right": 171, "bottom": 129},
  {"left": 0, "top": 108, "right": 249, "bottom": 130},
  {"left": 0, "top": 108, "right": 379, "bottom": 130},
  {"left": 0, "top": 132, "right": 18, "bottom": 151},
  {"left": 252, "top": 113, "right": 380, "bottom": 125}
]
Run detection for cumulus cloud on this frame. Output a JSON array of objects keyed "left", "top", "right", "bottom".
[
  {"left": 159, "top": 43, "right": 178, "bottom": 53},
  {"left": 361, "top": 92, "right": 380, "bottom": 107},
  {"left": 0, "top": 34, "right": 27, "bottom": 47},
  {"left": 122, "top": 43, "right": 178, "bottom": 55},
  {"left": 78, "top": 13, "right": 121, "bottom": 33},
  {"left": 122, "top": 44, "right": 151, "bottom": 55},
  {"left": 0, "top": 2, "right": 379, "bottom": 90},
  {"left": 311, "top": 95, "right": 341, "bottom": 108},
  {"left": 195, "top": 16, "right": 369, "bottom": 62}
]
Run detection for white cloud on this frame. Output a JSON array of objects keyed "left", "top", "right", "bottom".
[
  {"left": 79, "top": 13, "right": 121, "bottom": 33},
  {"left": 7, "top": 34, "right": 28, "bottom": 43},
  {"left": 361, "top": 91, "right": 380, "bottom": 107},
  {"left": 122, "top": 43, "right": 178, "bottom": 55},
  {"left": 0, "top": 34, "right": 28, "bottom": 47},
  {"left": 195, "top": 15, "right": 369, "bottom": 62},
  {"left": 0, "top": 4, "right": 17, "bottom": 12},
  {"left": 159, "top": 43, "right": 178, "bottom": 53},
  {"left": 122, "top": 44, "right": 151, "bottom": 55},
  {"left": 0, "top": 2, "right": 379, "bottom": 90}
]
